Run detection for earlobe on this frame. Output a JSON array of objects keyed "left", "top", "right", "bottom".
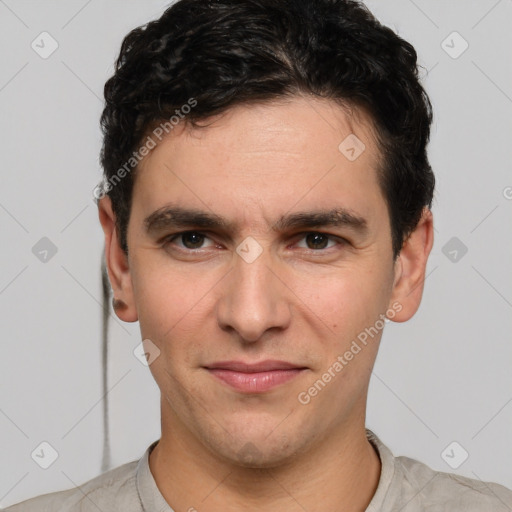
[
  {"left": 388, "top": 208, "right": 434, "bottom": 323},
  {"left": 98, "top": 196, "right": 138, "bottom": 323}
]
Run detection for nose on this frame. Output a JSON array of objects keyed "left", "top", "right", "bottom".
[{"left": 216, "top": 247, "right": 292, "bottom": 343}]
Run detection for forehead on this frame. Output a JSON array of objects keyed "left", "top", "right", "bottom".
[{"left": 132, "top": 96, "right": 386, "bottom": 231}]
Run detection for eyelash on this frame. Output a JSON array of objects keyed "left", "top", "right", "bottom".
[{"left": 162, "top": 231, "right": 347, "bottom": 253}]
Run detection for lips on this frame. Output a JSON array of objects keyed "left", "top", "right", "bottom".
[{"left": 204, "top": 360, "right": 307, "bottom": 393}]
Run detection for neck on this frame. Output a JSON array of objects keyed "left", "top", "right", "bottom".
[{"left": 149, "top": 410, "right": 381, "bottom": 512}]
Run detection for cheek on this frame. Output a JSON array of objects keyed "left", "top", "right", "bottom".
[
  {"left": 300, "top": 273, "right": 388, "bottom": 400},
  {"left": 132, "top": 259, "right": 207, "bottom": 342},
  {"left": 298, "top": 264, "right": 392, "bottom": 344},
  {"left": 132, "top": 257, "right": 228, "bottom": 377}
]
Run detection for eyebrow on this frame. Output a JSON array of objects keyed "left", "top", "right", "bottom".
[{"left": 144, "top": 204, "right": 368, "bottom": 237}]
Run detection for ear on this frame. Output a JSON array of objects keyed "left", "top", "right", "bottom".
[
  {"left": 388, "top": 207, "right": 434, "bottom": 322},
  {"left": 98, "top": 195, "right": 138, "bottom": 322}
]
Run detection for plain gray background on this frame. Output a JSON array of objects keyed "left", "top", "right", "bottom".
[{"left": 1, "top": 0, "right": 511, "bottom": 507}]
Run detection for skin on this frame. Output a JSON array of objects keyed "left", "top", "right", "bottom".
[{"left": 98, "top": 95, "right": 434, "bottom": 512}]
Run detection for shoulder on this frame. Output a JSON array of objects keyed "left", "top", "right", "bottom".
[
  {"left": 366, "top": 429, "right": 512, "bottom": 512},
  {"left": 2, "top": 459, "right": 140, "bottom": 512},
  {"left": 394, "top": 453, "right": 512, "bottom": 511}
]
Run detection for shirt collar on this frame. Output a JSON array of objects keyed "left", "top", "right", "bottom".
[
  {"left": 136, "top": 429, "right": 395, "bottom": 511},
  {"left": 365, "top": 428, "right": 396, "bottom": 511},
  {"left": 136, "top": 440, "right": 174, "bottom": 512}
]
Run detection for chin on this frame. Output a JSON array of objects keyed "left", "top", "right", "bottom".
[{"left": 206, "top": 429, "right": 302, "bottom": 469}]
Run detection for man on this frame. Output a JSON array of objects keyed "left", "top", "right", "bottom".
[{"left": 5, "top": 0, "right": 512, "bottom": 510}]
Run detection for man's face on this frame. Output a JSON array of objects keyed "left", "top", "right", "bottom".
[{"left": 122, "top": 97, "right": 400, "bottom": 465}]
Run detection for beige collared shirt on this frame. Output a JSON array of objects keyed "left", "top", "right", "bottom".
[{"left": 4, "top": 429, "right": 512, "bottom": 511}]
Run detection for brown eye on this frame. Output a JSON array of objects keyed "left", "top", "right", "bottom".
[
  {"left": 293, "top": 232, "right": 347, "bottom": 253},
  {"left": 179, "top": 232, "right": 206, "bottom": 249},
  {"left": 304, "top": 233, "right": 330, "bottom": 250},
  {"left": 164, "top": 231, "right": 214, "bottom": 251}
]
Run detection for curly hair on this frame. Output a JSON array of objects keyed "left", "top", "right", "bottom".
[{"left": 99, "top": 0, "right": 435, "bottom": 259}]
